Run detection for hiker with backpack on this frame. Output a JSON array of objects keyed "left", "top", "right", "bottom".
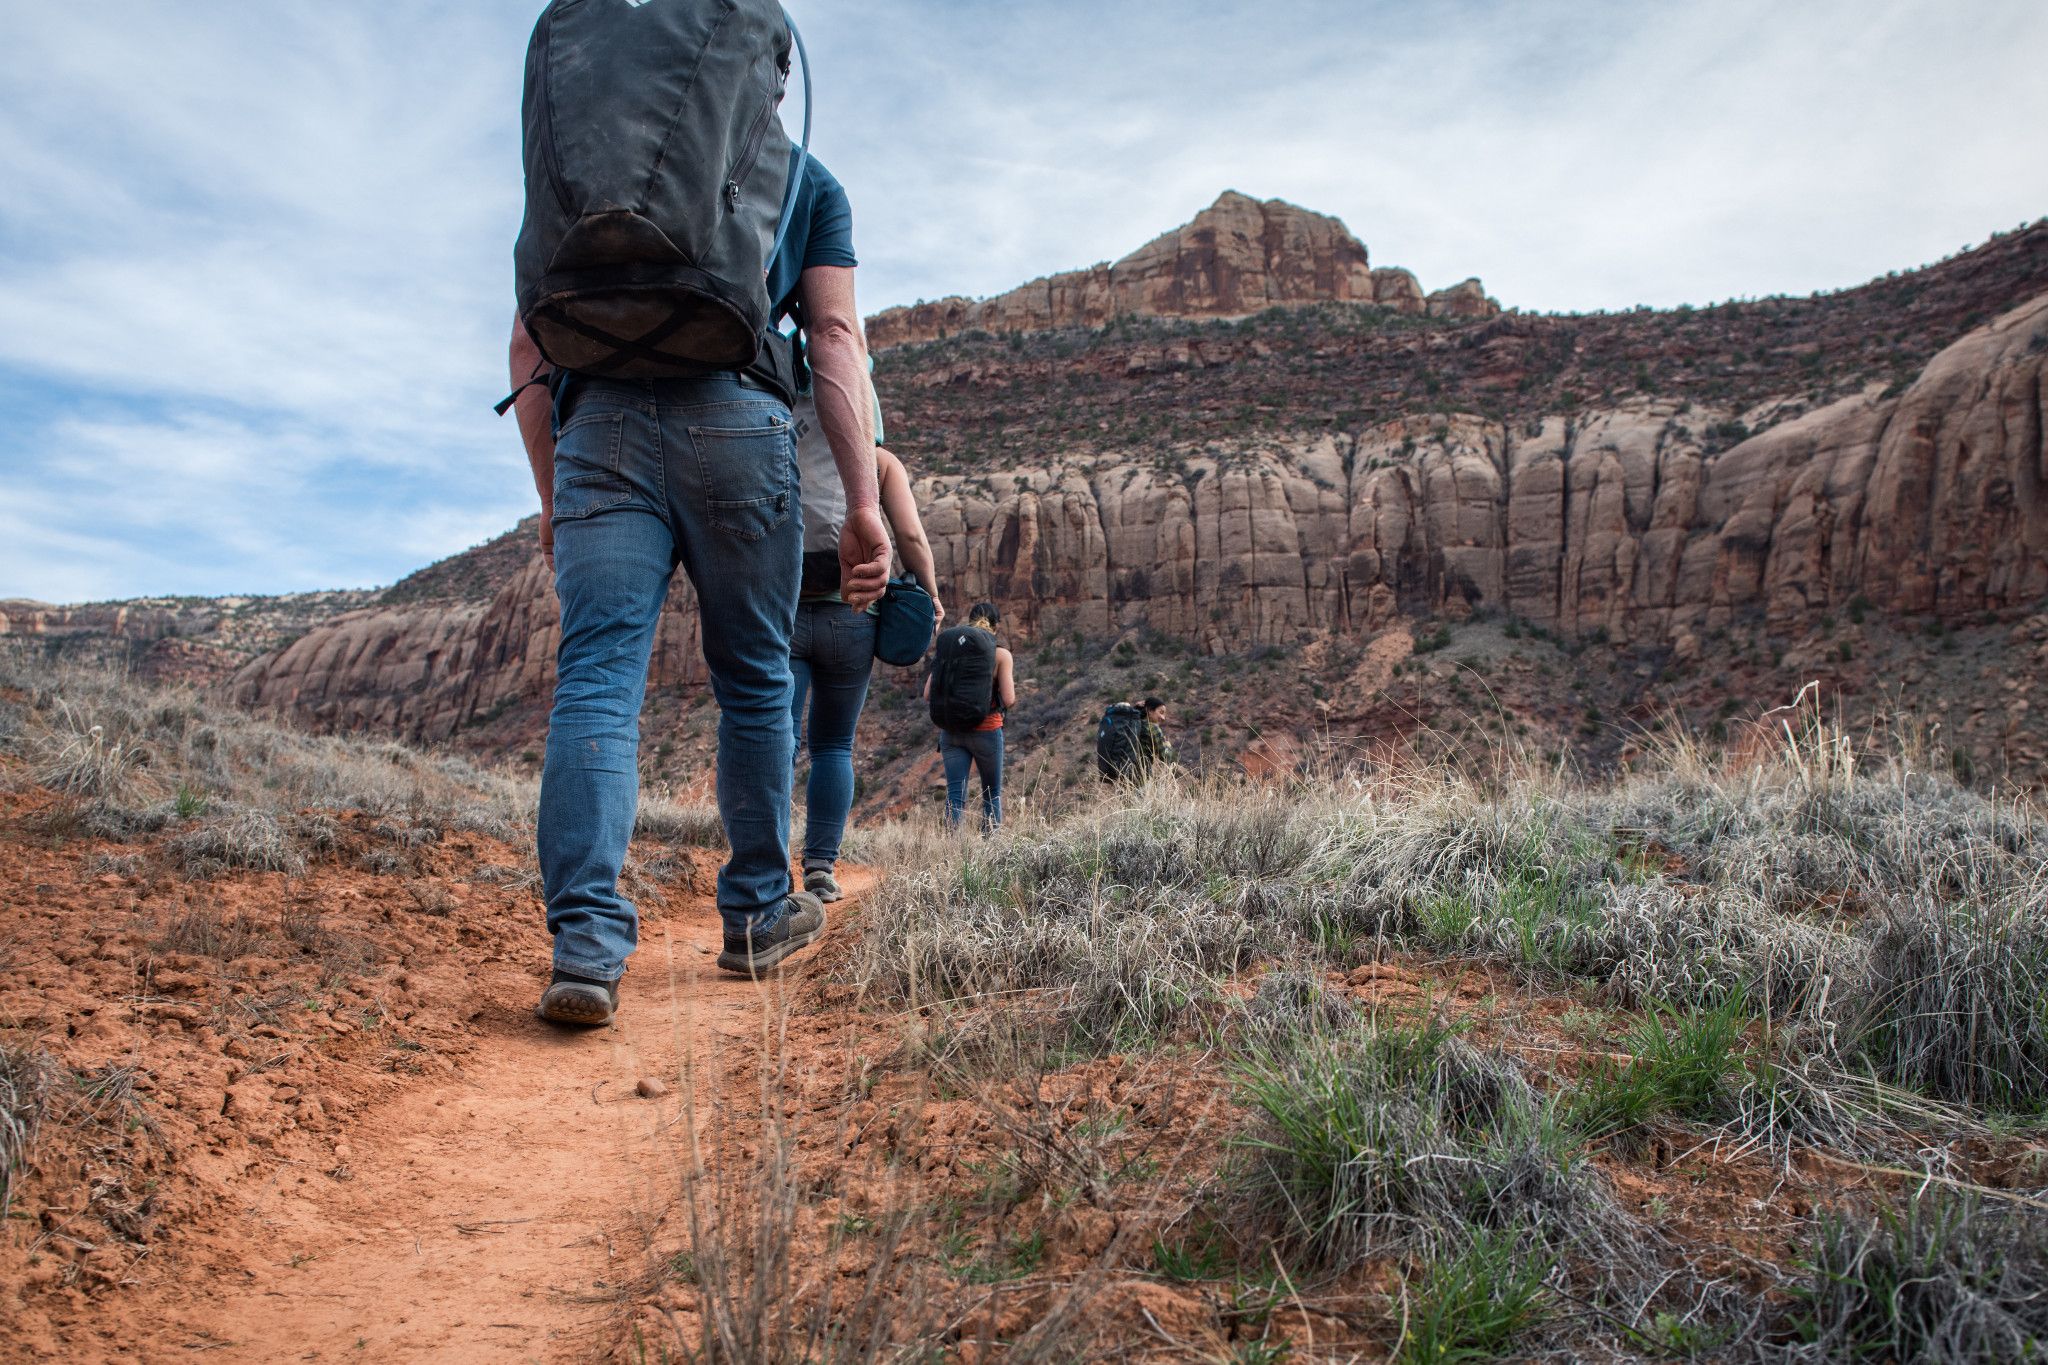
[
  {"left": 1097, "top": 696, "right": 1177, "bottom": 785},
  {"left": 503, "top": 1, "right": 889, "bottom": 1025},
  {"left": 788, "top": 380, "right": 943, "bottom": 903},
  {"left": 925, "top": 604, "right": 1015, "bottom": 831}
]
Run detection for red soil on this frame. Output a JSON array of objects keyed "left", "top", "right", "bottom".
[{"left": 0, "top": 784, "right": 842, "bottom": 1363}]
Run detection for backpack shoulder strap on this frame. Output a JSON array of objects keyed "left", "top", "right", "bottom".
[
  {"left": 768, "top": 9, "right": 813, "bottom": 273},
  {"left": 493, "top": 357, "right": 549, "bottom": 417}
]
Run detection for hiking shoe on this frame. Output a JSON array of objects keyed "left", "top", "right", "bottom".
[
  {"left": 717, "top": 892, "right": 827, "bottom": 978},
  {"left": 537, "top": 969, "right": 619, "bottom": 1027},
  {"left": 803, "top": 867, "right": 844, "bottom": 902}
]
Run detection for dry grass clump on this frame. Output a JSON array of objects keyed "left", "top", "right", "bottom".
[
  {"left": 0, "top": 1043, "right": 56, "bottom": 1221},
  {"left": 634, "top": 793, "right": 725, "bottom": 848},
  {"left": 155, "top": 905, "right": 269, "bottom": 960},
  {"left": 165, "top": 805, "right": 308, "bottom": 877},
  {"left": 669, "top": 1117, "right": 948, "bottom": 1365},
  {"left": 2, "top": 654, "right": 537, "bottom": 859},
  {"left": 32, "top": 701, "right": 151, "bottom": 804},
  {"left": 1787, "top": 1189, "right": 2048, "bottom": 1362},
  {"left": 1234, "top": 1013, "right": 1598, "bottom": 1267},
  {"left": 1229, "top": 1005, "right": 1746, "bottom": 1359},
  {"left": 848, "top": 780, "right": 1328, "bottom": 1045},
  {"left": 1853, "top": 896, "right": 2048, "bottom": 1109},
  {"left": 850, "top": 709, "right": 2048, "bottom": 1150}
]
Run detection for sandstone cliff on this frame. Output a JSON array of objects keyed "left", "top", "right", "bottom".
[
  {"left": 228, "top": 293, "right": 2048, "bottom": 746},
  {"left": 1, "top": 591, "right": 374, "bottom": 687},
  {"left": 865, "top": 191, "right": 1497, "bottom": 349}
]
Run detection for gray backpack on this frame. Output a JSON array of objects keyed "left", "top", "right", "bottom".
[{"left": 512, "top": 0, "right": 811, "bottom": 379}]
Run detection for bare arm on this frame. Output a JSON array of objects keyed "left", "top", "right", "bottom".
[
  {"left": 878, "top": 447, "right": 943, "bottom": 625},
  {"left": 995, "top": 648, "right": 1017, "bottom": 710},
  {"left": 796, "top": 265, "right": 887, "bottom": 608},
  {"left": 509, "top": 316, "right": 557, "bottom": 568}
]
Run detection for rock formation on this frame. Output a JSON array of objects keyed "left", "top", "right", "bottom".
[
  {"left": 1426, "top": 278, "right": 1501, "bottom": 319},
  {"left": 0, "top": 601, "right": 181, "bottom": 642},
  {"left": 228, "top": 293, "right": 2048, "bottom": 743},
  {"left": 2, "top": 591, "right": 375, "bottom": 687},
  {"left": 865, "top": 191, "right": 1496, "bottom": 348}
]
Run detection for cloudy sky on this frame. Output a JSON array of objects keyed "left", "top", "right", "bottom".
[{"left": 3, "top": 0, "right": 2044, "bottom": 603}]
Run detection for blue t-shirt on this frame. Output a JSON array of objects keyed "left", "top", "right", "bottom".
[{"left": 767, "top": 155, "right": 856, "bottom": 325}]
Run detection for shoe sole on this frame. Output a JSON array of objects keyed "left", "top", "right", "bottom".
[
  {"left": 716, "top": 915, "right": 827, "bottom": 979},
  {"left": 807, "top": 884, "right": 845, "bottom": 903},
  {"left": 537, "top": 983, "right": 615, "bottom": 1027}
]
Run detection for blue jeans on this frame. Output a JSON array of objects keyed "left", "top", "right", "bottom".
[
  {"left": 790, "top": 601, "right": 875, "bottom": 871},
  {"left": 538, "top": 375, "right": 800, "bottom": 979},
  {"left": 941, "top": 728, "right": 1004, "bottom": 831}
]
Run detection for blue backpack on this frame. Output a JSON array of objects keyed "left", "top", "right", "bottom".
[{"left": 874, "top": 577, "right": 936, "bottom": 666}]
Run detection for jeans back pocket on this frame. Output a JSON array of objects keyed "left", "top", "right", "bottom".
[
  {"left": 552, "top": 410, "right": 633, "bottom": 521},
  {"left": 691, "top": 418, "right": 794, "bottom": 542}
]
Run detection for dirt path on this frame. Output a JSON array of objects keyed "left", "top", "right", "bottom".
[{"left": 156, "top": 875, "right": 869, "bottom": 1364}]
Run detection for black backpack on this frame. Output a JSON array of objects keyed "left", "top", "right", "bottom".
[
  {"left": 929, "top": 627, "right": 997, "bottom": 731},
  {"left": 513, "top": 0, "right": 811, "bottom": 380},
  {"left": 1097, "top": 703, "right": 1145, "bottom": 781}
]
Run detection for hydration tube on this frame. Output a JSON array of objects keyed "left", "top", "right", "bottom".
[{"left": 767, "top": 7, "right": 812, "bottom": 271}]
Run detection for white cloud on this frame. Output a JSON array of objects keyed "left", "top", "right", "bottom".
[{"left": 807, "top": 0, "right": 2048, "bottom": 313}]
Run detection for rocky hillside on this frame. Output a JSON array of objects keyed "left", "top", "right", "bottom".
[
  {"left": 0, "top": 523, "right": 534, "bottom": 694},
  {"left": 866, "top": 191, "right": 1499, "bottom": 348},
  {"left": 23, "top": 197, "right": 2048, "bottom": 798},
  {"left": 0, "top": 591, "right": 374, "bottom": 688}
]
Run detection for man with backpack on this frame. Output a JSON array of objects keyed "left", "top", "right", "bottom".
[
  {"left": 503, "top": 1, "right": 889, "bottom": 1026},
  {"left": 1098, "top": 696, "right": 1176, "bottom": 785},
  {"left": 925, "top": 604, "right": 1015, "bottom": 831}
]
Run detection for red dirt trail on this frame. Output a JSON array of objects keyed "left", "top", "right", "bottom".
[
  {"left": 0, "top": 780, "right": 872, "bottom": 1364},
  {"left": 155, "top": 879, "right": 870, "bottom": 1364}
]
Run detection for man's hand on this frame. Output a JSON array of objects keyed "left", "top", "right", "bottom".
[
  {"left": 839, "top": 504, "right": 890, "bottom": 610},
  {"left": 538, "top": 501, "right": 555, "bottom": 572}
]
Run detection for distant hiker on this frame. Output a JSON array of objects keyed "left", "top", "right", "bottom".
[
  {"left": 925, "top": 604, "right": 1014, "bottom": 831},
  {"left": 503, "top": 1, "right": 890, "bottom": 1024},
  {"left": 789, "top": 380, "right": 944, "bottom": 902},
  {"left": 1097, "top": 695, "right": 1176, "bottom": 784}
]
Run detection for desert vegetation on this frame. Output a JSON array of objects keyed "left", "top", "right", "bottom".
[
  {"left": 668, "top": 696, "right": 2048, "bottom": 1361},
  {"left": 6, "top": 653, "right": 2047, "bottom": 1360}
]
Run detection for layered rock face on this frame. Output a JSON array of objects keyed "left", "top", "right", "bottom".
[
  {"left": 229, "top": 294, "right": 2048, "bottom": 742},
  {"left": 3, "top": 592, "right": 375, "bottom": 687},
  {"left": 0, "top": 601, "right": 183, "bottom": 641},
  {"left": 866, "top": 191, "right": 1496, "bottom": 349},
  {"left": 917, "top": 295, "right": 2047, "bottom": 652}
]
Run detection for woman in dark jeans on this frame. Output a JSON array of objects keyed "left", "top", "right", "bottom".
[
  {"left": 789, "top": 397, "right": 942, "bottom": 902},
  {"left": 928, "top": 603, "right": 1016, "bottom": 831}
]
